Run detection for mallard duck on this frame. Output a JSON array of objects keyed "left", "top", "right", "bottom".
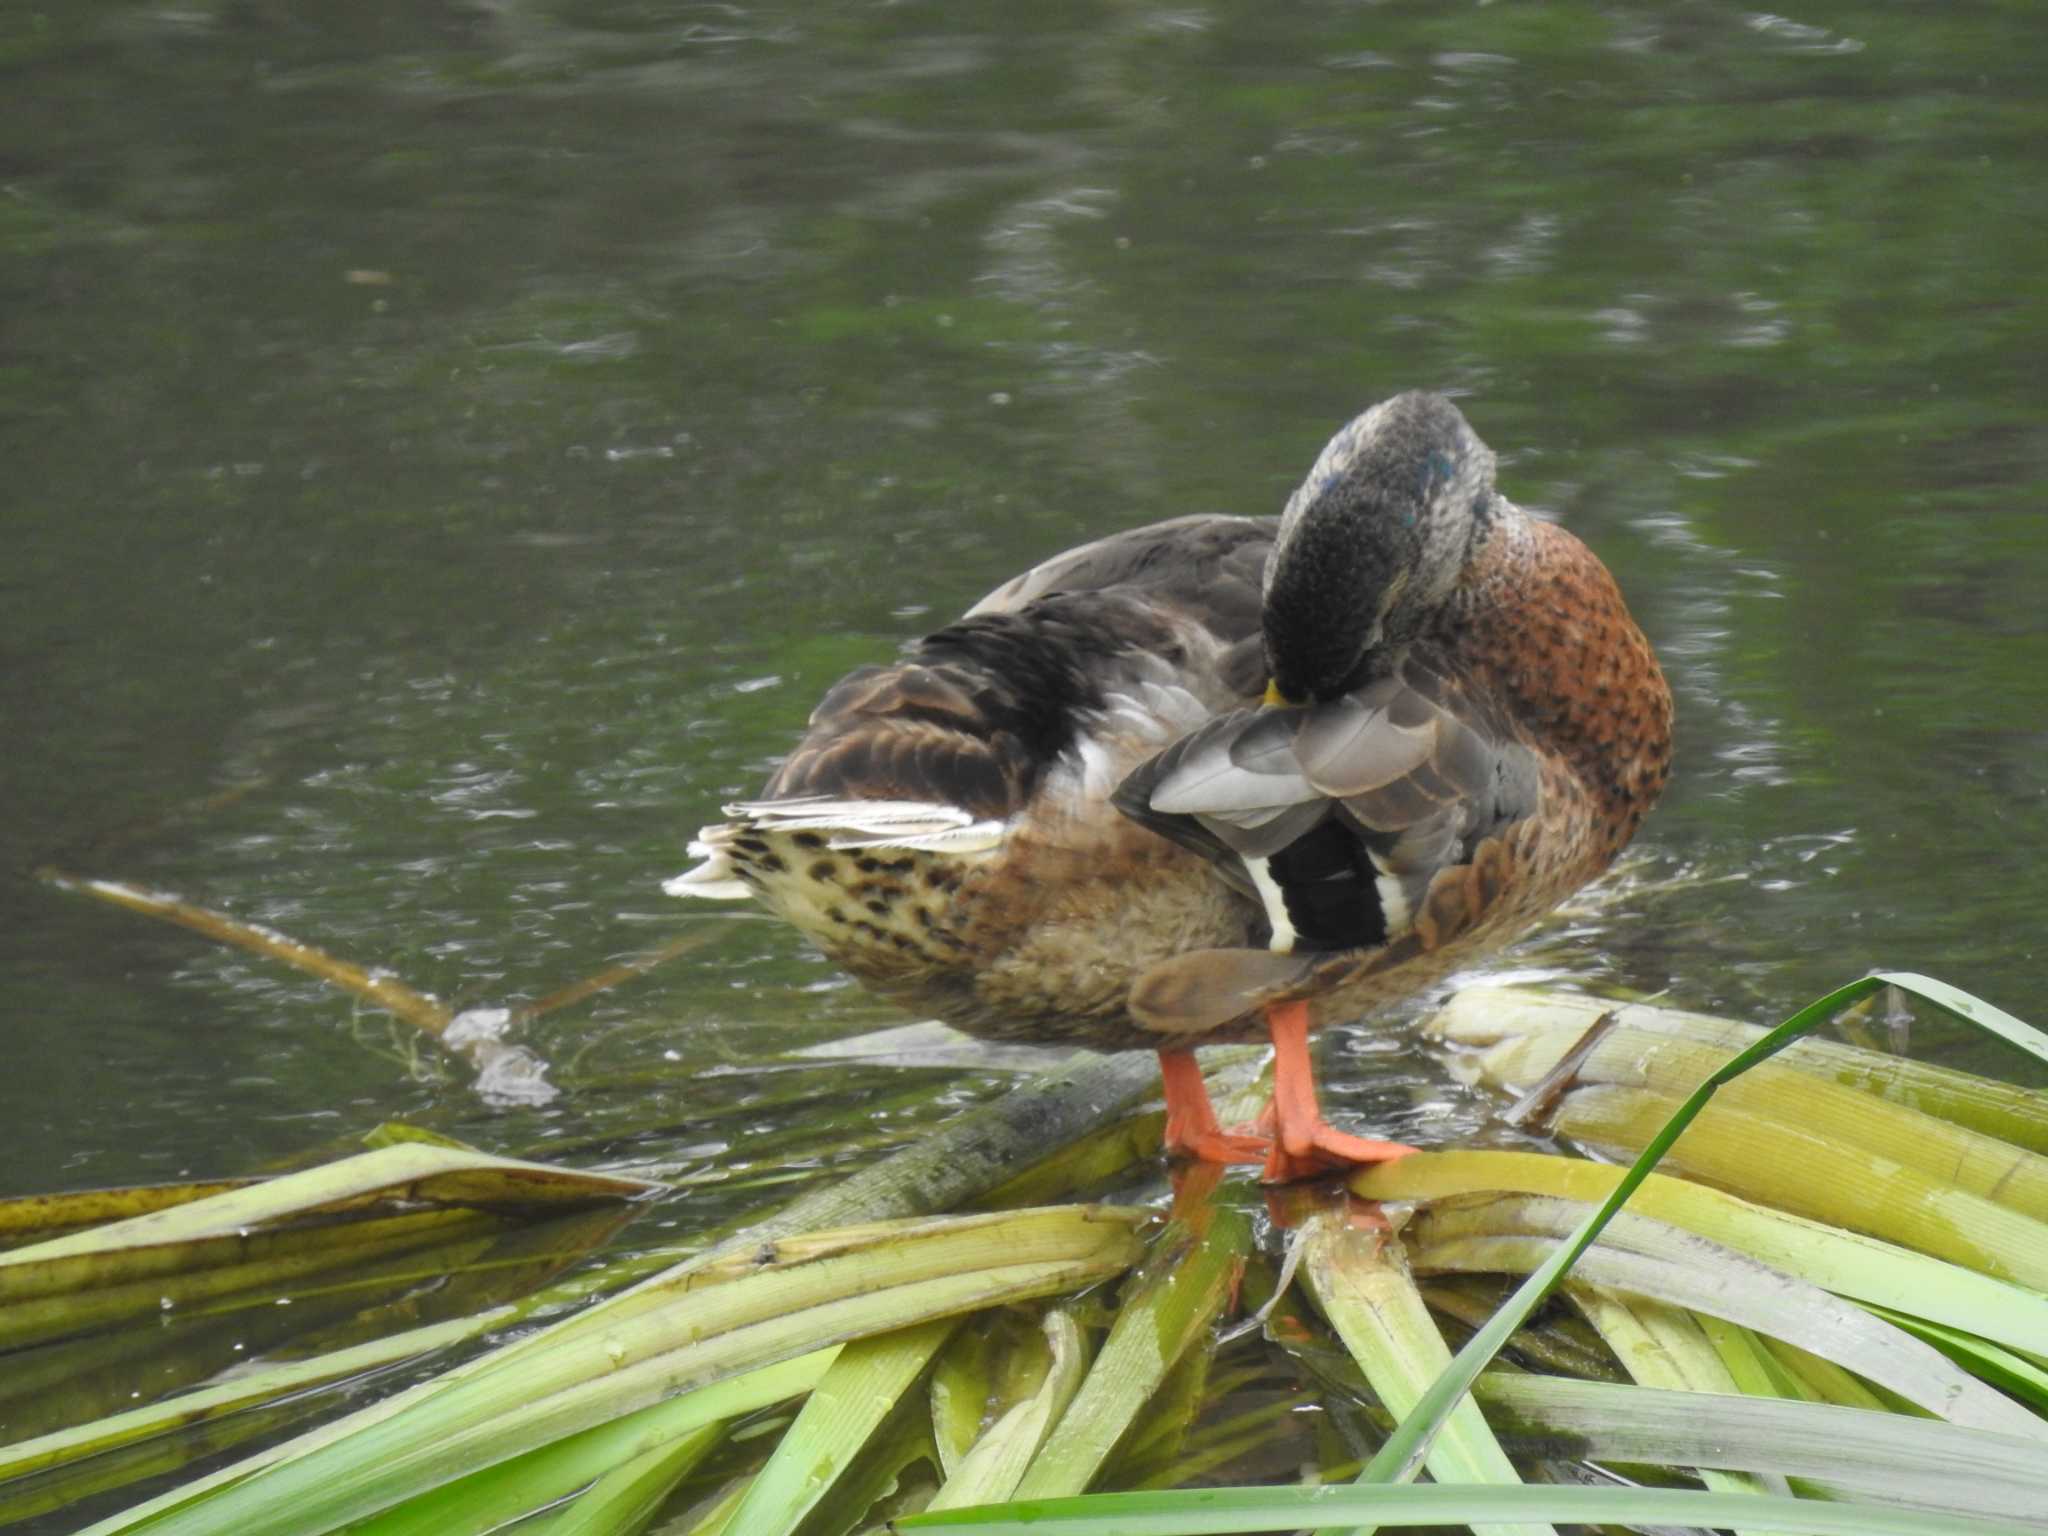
[{"left": 669, "top": 391, "right": 1672, "bottom": 1181}]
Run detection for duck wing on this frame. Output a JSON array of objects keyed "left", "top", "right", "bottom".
[
  {"left": 759, "top": 515, "right": 1276, "bottom": 822},
  {"left": 672, "top": 516, "right": 1276, "bottom": 898},
  {"left": 966, "top": 513, "right": 1272, "bottom": 635},
  {"left": 1114, "top": 657, "right": 1541, "bottom": 957}
]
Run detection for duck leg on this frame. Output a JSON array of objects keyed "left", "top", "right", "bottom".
[
  {"left": 1258, "top": 1000, "right": 1417, "bottom": 1183},
  {"left": 1156, "top": 1049, "right": 1267, "bottom": 1165}
]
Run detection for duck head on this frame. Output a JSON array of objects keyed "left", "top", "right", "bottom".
[{"left": 1263, "top": 391, "right": 1499, "bottom": 703}]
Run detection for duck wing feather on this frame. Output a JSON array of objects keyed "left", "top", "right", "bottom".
[
  {"left": 759, "top": 515, "right": 1276, "bottom": 822},
  {"left": 1115, "top": 655, "right": 1541, "bottom": 947},
  {"left": 967, "top": 513, "right": 1272, "bottom": 627}
]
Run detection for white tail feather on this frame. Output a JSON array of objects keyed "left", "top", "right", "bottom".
[
  {"left": 663, "top": 798, "right": 1007, "bottom": 900},
  {"left": 720, "top": 797, "right": 1006, "bottom": 853},
  {"left": 662, "top": 843, "right": 752, "bottom": 899}
]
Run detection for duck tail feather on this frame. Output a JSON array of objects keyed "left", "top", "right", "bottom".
[
  {"left": 717, "top": 797, "right": 1007, "bottom": 854},
  {"left": 662, "top": 839, "right": 752, "bottom": 900}
]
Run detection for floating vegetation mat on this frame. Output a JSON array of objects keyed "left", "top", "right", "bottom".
[{"left": 3, "top": 972, "right": 2045, "bottom": 1536}]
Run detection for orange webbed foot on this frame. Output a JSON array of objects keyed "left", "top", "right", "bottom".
[
  {"left": 1156, "top": 1048, "right": 1269, "bottom": 1165},
  {"left": 1170, "top": 1126, "right": 1273, "bottom": 1166},
  {"left": 1257, "top": 998, "right": 1420, "bottom": 1184},
  {"left": 1259, "top": 1121, "right": 1417, "bottom": 1184}
]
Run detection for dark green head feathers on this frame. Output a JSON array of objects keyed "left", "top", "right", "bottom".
[{"left": 1262, "top": 391, "right": 1498, "bottom": 704}]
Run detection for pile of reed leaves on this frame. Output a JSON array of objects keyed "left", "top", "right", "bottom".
[{"left": 4, "top": 971, "right": 2045, "bottom": 1536}]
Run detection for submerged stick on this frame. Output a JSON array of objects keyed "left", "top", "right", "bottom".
[
  {"left": 517, "top": 924, "right": 732, "bottom": 1023},
  {"left": 37, "top": 870, "right": 561, "bottom": 1102},
  {"left": 39, "top": 870, "right": 731, "bottom": 1104},
  {"left": 39, "top": 871, "right": 452, "bottom": 1036}
]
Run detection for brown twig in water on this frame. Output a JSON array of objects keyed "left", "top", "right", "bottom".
[
  {"left": 39, "top": 871, "right": 735, "bottom": 1106},
  {"left": 36, "top": 870, "right": 454, "bottom": 1039},
  {"left": 1501, "top": 1007, "right": 1621, "bottom": 1133},
  {"left": 515, "top": 924, "right": 728, "bottom": 1024}
]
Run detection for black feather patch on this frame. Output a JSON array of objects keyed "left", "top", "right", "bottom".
[{"left": 1266, "top": 821, "right": 1391, "bottom": 951}]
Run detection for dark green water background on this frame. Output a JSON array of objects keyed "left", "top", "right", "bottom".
[{"left": 6, "top": 2, "right": 2046, "bottom": 1205}]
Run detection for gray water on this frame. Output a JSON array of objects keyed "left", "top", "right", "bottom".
[{"left": 6, "top": 2, "right": 2046, "bottom": 1218}]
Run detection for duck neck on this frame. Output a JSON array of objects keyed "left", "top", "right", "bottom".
[{"left": 1450, "top": 516, "right": 1673, "bottom": 854}]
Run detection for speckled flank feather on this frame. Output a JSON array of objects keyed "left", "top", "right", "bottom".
[{"left": 668, "top": 395, "right": 1673, "bottom": 1055}]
